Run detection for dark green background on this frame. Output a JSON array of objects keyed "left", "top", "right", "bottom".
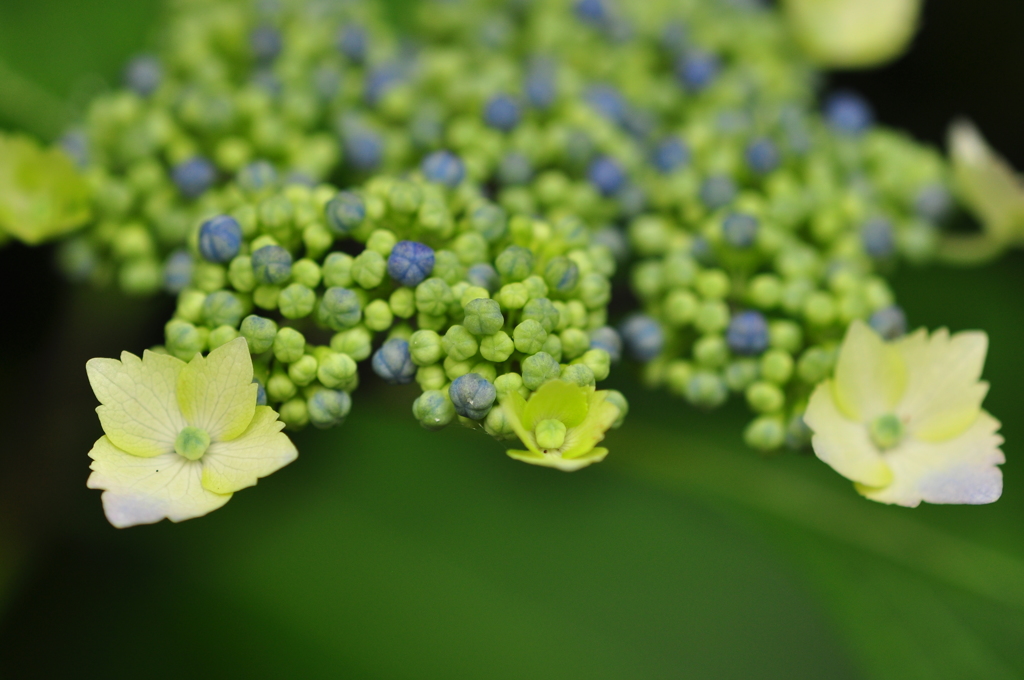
[{"left": 1, "top": 1, "right": 1023, "bottom": 678}]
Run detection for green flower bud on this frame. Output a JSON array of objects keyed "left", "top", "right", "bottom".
[
  {"left": 696, "top": 269, "right": 731, "bottom": 300},
  {"left": 797, "top": 346, "right": 835, "bottom": 384},
  {"left": 579, "top": 273, "right": 611, "bottom": 309},
  {"left": 389, "top": 287, "right": 416, "bottom": 319},
  {"left": 760, "top": 349, "right": 794, "bottom": 384},
  {"left": 291, "top": 259, "right": 322, "bottom": 288},
  {"left": 769, "top": 320, "right": 803, "bottom": 353},
  {"left": 273, "top": 327, "right": 306, "bottom": 364},
  {"left": 630, "top": 216, "right": 672, "bottom": 256},
  {"left": 460, "top": 286, "right": 490, "bottom": 308},
  {"left": 165, "top": 319, "right": 205, "bottom": 360},
  {"left": 483, "top": 404, "right": 515, "bottom": 439},
  {"left": 522, "top": 275, "right": 548, "bottom": 300},
  {"left": 253, "top": 285, "right": 281, "bottom": 310},
  {"left": 240, "top": 315, "right": 278, "bottom": 354},
  {"left": 413, "top": 390, "right": 456, "bottom": 431},
  {"left": 203, "top": 291, "right": 245, "bottom": 328},
  {"left": 605, "top": 389, "right": 629, "bottom": 428},
  {"left": 417, "top": 312, "right": 447, "bottom": 332},
  {"left": 541, "top": 333, "right": 563, "bottom": 361},
  {"left": 578, "top": 348, "right": 610, "bottom": 381},
  {"left": 497, "top": 282, "right": 529, "bottom": 310},
  {"left": 389, "top": 180, "right": 422, "bottom": 214},
  {"left": 513, "top": 319, "right": 548, "bottom": 355},
  {"left": 416, "top": 365, "right": 448, "bottom": 391},
  {"left": 453, "top": 232, "right": 488, "bottom": 265},
  {"left": 193, "top": 262, "right": 227, "bottom": 292},
  {"left": 803, "top": 291, "right": 837, "bottom": 327},
  {"left": 367, "top": 228, "right": 397, "bottom": 257},
  {"left": 307, "top": 389, "right": 352, "bottom": 430},
  {"left": 468, "top": 202, "right": 507, "bottom": 242},
  {"left": 415, "top": 277, "right": 454, "bottom": 316},
  {"left": 864, "top": 277, "right": 894, "bottom": 310},
  {"left": 686, "top": 371, "right": 729, "bottom": 409},
  {"left": 364, "top": 299, "right": 394, "bottom": 331},
  {"left": 495, "top": 245, "right": 534, "bottom": 282},
  {"left": 267, "top": 373, "right": 297, "bottom": 403},
  {"left": 351, "top": 250, "right": 386, "bottom": 289},
  {"left": 330, "top": 326, "right": 373, "bottom": 361},
  {"left": 432, "top": 250, "right": 465, "bottom": 285},
  {"left": 228, "top": 255, "right": 256, "bottom": 292},
  {"left": 444, "top": 355, "right": 475, "bottom": 381},
  {"left": 631, "top": 261, "right": 664, "bottom": 300},
  {"left": 410, "top": 329, "right": 444, "bottom": 366},
  {"left": 302, "top": 223, "right": 334, "bottom": 261},
  {"left": 666, "top": 360, "right": 695, "bottom": 396},
  {"left": 470, "top": 361, "right": 498, "bottom": 383},
  {"left": 544, "top": 256, "right": 579, "bottom": 295},
  {"left": 442, "top": 325, "right": 479, "bottom": 362},
  {"left": 564, "top": 300, "right": 588, "bottom": 329},
  {"left": 522, "top": 297, "right": 559, "bottom": 333},
  {"left": 695, "top": 300, "right": 731, "bottom": 334},
  {"left": 560, "top": 328, "right": 590, "bottom": 360},
  {"left": 744, "top": 416, "right": 786, "bottom": 451},
  {"left": 725, "top": 359, "right": 760, "bottom": 392},
  {"left": 781, "top": 278, "right": 814, "bottom": 315},
  {"left": 748, "top": 274, "right": 782, "bottom": 309},
  {"left": 480, "top": 331, "right": 514, "bottom": 362},
  {"left": 522, "top": 351, "right": 561, "bottom": 391},
  {"left": 322, "top": 252, "right": 354, "bottom": 288},
  {"left": 463, "top": 298, "right": 504, "bottom": 336},
  {"left": 694, "top": 334, "right": 729, "bottom": 368},
  {"left": 176, "top": 289, "right": 206, "bottom": 322},
  {"left": 279, "top": 398, "right": 309, "bottom": 429},
  {"left": 119, "top": 258, "right": 162, "bottom": 296},
  {"left": 746, "top": 381, "right": 785, "bottom": 413},
  {"left": 561, "top": 363, "right": 595, "bottom": 387},
  {"left": 279, "top": 283, "right": 316, "bottom": 319},
  {"left": 288, "top": 355, "right": 319, "bottom": 386},
  {"left": 663, "top": 252, "right": 699, "bottom": 288},
  {"left": 494, "top": 372, "right": 528, "bottom": 400},
  {"left": 317, "top": 352, "right": 358, "bottom": 391},
  {"left": 664, "top": 289, "right": 699, "bottom": 327}
]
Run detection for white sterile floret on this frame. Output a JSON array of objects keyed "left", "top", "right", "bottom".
[
  {"left": 85, "top": 337, "right": 297, "bottom": 527},
  {"left": 804, "top": 320, "right": 1004, "bottom": 507}
]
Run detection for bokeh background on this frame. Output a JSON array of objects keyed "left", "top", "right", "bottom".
[{"left": 1, "top": 1, "right": 1023, "bottom": 678}]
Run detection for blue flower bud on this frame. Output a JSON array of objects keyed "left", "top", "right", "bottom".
[
  {"left": 584, "top": 85, "right": 626, "bottom": 123},
  {"left": 469, "top": 203, "right": 508, "bottom": 242},
  {"left": 421, "top": 150, "right": 466, "bottom": 187},
  {"left": 914, "top": 184, "right": 952, "bottom": 222},
  {"left": 699, "top": 175, "right": 737, "bottom": 210},
  {"left": 254, "top": 378, "right": 267, "bottom": 406},
  {"left": 521, "top": 352, "right": 561, "bottom": 391},
  {"left": 163, "top": 249, "right": 194, "bottom": 293},
  {"left": 325, "top": 190, "right": 366, "bottom": 235},
  {"left": 677, "top": 50, "right": 720, "bottom": 91},
  {"left": 386, "top": 240, "right": 435, "bottom": 288},
  {"left": 479, "top": 95, "right": 518, "bottom": 134},
  {"left": 123, "top": 54, "right": 162, "bottom": 97},
  {"left": 574, "top": 0, "right": 608, "bottom": 23},
  {"left": 727, "top": 310, "right": 770, "bottom": 356},
  {"left": 58, "top": 130, "right": 89, "bottom": 168},
  {"left": 861, "top": 217, "right": 895, "bottom": 258},
  {"left": 824, "top": 91, "right": 874, "bottom": 135},
  {"left": 651, "top": 137, "right": 690, "bottom": 173},
  {"left": 344, "top": 128, "right": 383, "bottom": 171},
  {"left": 364, "top": 63, "right": 403, "bottom": 106},
  {"left": 498, "top": 152, "right": 533, "bottom": 186},
  {"left": 467, "top": 263, "right": 500, "bottom": 292},
  {"left": 620, "top": 314, "right": 664, "bottom": 362},
  {"left": 449, "top": 373, "right": 497, "bottom": 420},
  {"left": 589, "top": 326, "right": 623, "bottom": 362},
  {"left": 337, "top": 25, "right": 368, "bottom": 63},
  {"left": 172, "top": 157, "right": 216, "bottom": 199},
  {"left": 588, "top": 156, "right": 626, "bottom": 196},
  {"left": 686, "top": 371, "right": 729, "bottom": 409},
  {"left": 237, "top": 160, "right": 277, "bottom": 193},
  {"left": 198, "top": 215, "right": 243, "bottom": 263},
  {"left": 495, "top": 245, "right": 534, "bottom": 282},
  {"left": 413, "top": 390, "right": 456, "bottom": 431},
  {"left": 203, "top": 291, "right": 245, "bottom": 328},
  {"left": 308, "top": 389, "right": 352, "bottom": 430},
  {"left": 869, "top": 305, "right": 907, "bottom": 340},
  {"left": 372, "top": 338, "right": 416, "bottom": 385},
  {"left": 745, "top": 138, "right": 780, "bottom": 174},
  {"left": 722, "top": 213, "right": 759, "bottom": 249},
  {"left": 691, "top": 235, "right": 717, "bottom": 266},
  {"left": 251, "top": 245, "right": 293, "bottom": 285},
  {"left": 251, "top": 25, "right": 283, "bottom": 63},
  {"left": 525, "top": 67, "right": 556, "bottom": 110}
]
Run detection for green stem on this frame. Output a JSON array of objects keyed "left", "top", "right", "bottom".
[{"left": 0, "top": 58, "right": 71, "bottom": 140}]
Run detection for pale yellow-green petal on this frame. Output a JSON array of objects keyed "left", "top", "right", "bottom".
[
  {"left": 948, "top": 120, "right": 1024, "bottom": 245},
  {"left": 856, "top": 411, "right": 1004, "bottom": 507},
  {"left": 559, "top": 391, "right": 620, "bottom": 460},
  {"left": 506, "top": 447, "right": 609, "bottom": 472},
  {"left": 177, "top": 337, "right": 257, "bottom": 442},
  {"left": 499, "top": 389, "right": 541, "bottom": 455},
  {"left": 895, "top": 328, "right": 990, "bottom": 442},
  {"left": 782, "top": 0, "right": 921, "bottom": 69},
  {"left": 86, "top": 350, "right": 187, "bottom": 458},
  {"left": 805, "top": 380, "right": 893, "bottom": 488},
  {"left": 521, "top": 380, "right": 590, "bottom": 430},
  {"left": 200, "top": 406, "right": 298, "bottom": 495},
  {"left": 86, "top": 435, "right": 232, "bottom": 528},
  {"left": 832, "top": 320, "right": 906, "bottom": 422}
]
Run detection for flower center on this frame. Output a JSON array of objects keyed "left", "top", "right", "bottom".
[
  {"left": 535, "top": 419, "right": 567, "bottom": 451},
  {"left": 869, "top": 413, "right": 903, "bottom": 450},
  {"left": 175, "top": 426, "right": 211, "bottom": 461}
]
